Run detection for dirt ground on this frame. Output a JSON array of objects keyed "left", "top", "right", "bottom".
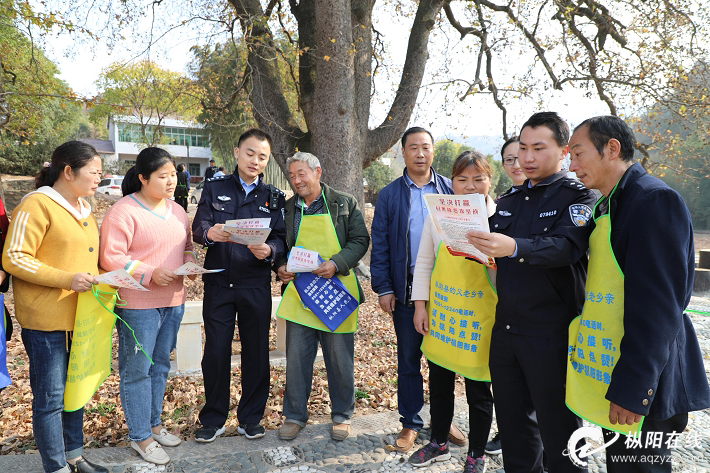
[{"left": 1, "top": 175, "right": 708, "bottom": 453}]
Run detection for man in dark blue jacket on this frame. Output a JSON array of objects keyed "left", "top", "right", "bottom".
[
  {"left": 192, "top": 128, "right": 286, "bottom": 442},
  {"left": 468, "top": 112, "right": 597, "bottom": 473},
  {"left": 568, "top": 115, "right": 710, "bottom": 472},
  {"left": 371, "top": 127, "right": 456, "bottom": 452}
]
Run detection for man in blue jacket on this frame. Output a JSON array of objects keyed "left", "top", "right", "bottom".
[
  {"left": 568, "top": 115, "right": 710, "bottom": 472},
  {"left": 192, "top": 128, "right": 286, "bottom": 442},
  {"left": 371, "top": 127, "right": 458, "bottom": 452}
]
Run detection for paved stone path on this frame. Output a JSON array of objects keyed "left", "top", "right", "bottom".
[{"left": 2, "top": 311, "right": 709, "bottom": 473}]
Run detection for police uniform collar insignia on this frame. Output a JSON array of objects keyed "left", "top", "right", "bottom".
[
  {"left": 498, "top": 210, "right": 512, "bottom": 217},
  {"left": 569, "top": 204, "right": 592, "bottom": 226},
  {"left": 217, "top": 195, "right": 232, "bottom": 202}
]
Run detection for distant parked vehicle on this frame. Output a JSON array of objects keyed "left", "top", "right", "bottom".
[
  {"left": 190, "top": 180, "right": 205, "bottom": 204},
  {"left": 97, "top": 177, "right": 124, "bottom": 196}
]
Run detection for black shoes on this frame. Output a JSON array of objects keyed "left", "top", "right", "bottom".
[
  {"left": 195, "top": 425, "right": 226, "bottom": 443},
  {"left": 238, "top": 423, "right": 266, "bottom": 439},
  {"left": 485, "top": 432, "right": 502, "bottom": 455},
  {"left": 68, "top": 457, "right": 108, "bottom": 473}
]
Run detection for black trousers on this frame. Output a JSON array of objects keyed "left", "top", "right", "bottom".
[
  {"left": 175, "top": 196, "right": 188, "bottom": 212},
  {"left": 428, "top": 360, "right": 493, "bottom": 458},
  {"left": 603, "top": 412, "right": 688, "bottom": 473},
  {"left": 490, "top": 327, "right": 585, "bottom": 473},
  {"left": 198, "top": 283, "right": 272, "bottom": 427}
]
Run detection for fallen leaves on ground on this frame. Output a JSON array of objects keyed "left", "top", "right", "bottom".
[{"left": 0, "top": 205, "right": 465, "bottom": 454}]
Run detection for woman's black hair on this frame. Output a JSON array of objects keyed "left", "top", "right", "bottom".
[
  {"left": 500, "top": 135, "right": 519, "bottom": 161},
  {"left": 35, "top": 141, "right": 99, "bottom": 189},
  {"left": 122, "top": 147, "right": 176, "bottom": 196}
]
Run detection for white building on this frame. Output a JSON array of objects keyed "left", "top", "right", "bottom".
[{"left": 83, "top": 115, "right": 212, "bottom": 180}]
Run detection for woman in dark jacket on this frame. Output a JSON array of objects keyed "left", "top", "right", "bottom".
[{"left": 175, "top": 164, "right": 189, "bottom": 211}]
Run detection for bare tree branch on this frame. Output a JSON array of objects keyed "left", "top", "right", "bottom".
[{"left": 367, "top": 0, "right": 446, "bottom": 163}]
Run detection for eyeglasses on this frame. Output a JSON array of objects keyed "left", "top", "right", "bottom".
[{"left": 502, "top": 156, "right": 519, "bottom": 166}]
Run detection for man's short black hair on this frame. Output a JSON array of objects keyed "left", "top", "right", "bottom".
[
  {"left": 575, "top": 116, "right": 636, "bottom": 162},
  {"left": 237, "top": 128, "right": 274, "bottom": 150},
  {"left": 520, "top": 112, "right": 569, "bottom": 147},
  {"left": 401, "top": 127, "right": 434, "bottom": 148}
]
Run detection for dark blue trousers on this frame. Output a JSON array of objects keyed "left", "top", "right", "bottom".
[
  {"left": 490, "top": 327, "right": 585, "bottom": 473},
  {"left": 199, "top": 283, "right": 271, "bottom": 427},
  {"left": 392, "top": 301, "right": 425, "bottom": 430}
]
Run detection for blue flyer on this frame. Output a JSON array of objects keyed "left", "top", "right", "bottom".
[{"left": 293, "top": 272, "right": 359, "bottom": 332}]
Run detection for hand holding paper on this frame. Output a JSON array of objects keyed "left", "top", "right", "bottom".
[
  {"left": 94, "top": 270, "right": 150, "bottom": 291},
  {"left": 174, "top": 262, "right": 225, "bottom": 275},
  {"left": 423, "top": 194, "right": 497, "bottom": 269},
  {"left": 287, "top": 247, "right": 322, "bottom": 273},
  {"left": 465, "top": 230, "right": 516, "bottom": 258},
  {"left": 223, "top": 219, "right": 272, "bottom": 245}
]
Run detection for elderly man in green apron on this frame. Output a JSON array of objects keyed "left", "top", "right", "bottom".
[
  {"left": 276, "top": 152, "right": 370, "bottom": 441},
  {"left": 567, "top": 116, "right": 710, "bottom": 472}
]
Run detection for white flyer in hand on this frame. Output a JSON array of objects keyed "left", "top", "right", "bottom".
[
  {"left": 223, "top": 218, "right": 272, "bottom": 245},
  {"left": 423, "top": 194, "right": 497, "bottom": 269},
  {"left": 287, "top": 247, "right": 322, "bottom": 273},
  {"left": 225, "top": 218, "right": 271, "bottom": 229},
  {"left": 94, "top": 269, "right": 150, "bottom": 291},
  {"left": 223, "top": 227, "right": 272, "bottom": 245},
  {"left": 174, "top": 262, "right": 225, "bottom": 275}
]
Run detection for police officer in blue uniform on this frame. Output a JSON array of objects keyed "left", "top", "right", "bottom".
[
  {"left": 468, "top": 112, "right": 597, "bottom": 473},
  {"left": 192, "top": 129, "right": 286, "bottom": 442}
]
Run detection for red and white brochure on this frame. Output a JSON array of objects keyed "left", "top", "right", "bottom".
[{"left": 423, "top": 193, "right": 497, "bottom": 269}]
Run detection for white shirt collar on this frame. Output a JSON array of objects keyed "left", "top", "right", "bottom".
[{"left": 26, "top": 186, "right": 92, "bottom": 220}]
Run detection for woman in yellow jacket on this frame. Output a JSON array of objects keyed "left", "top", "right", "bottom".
[
  {"left": 2, "top": 141, "right": 108, "bottom": 473},
  {"left": 408, "top": 151, "right": 497, "bottom": 473}
]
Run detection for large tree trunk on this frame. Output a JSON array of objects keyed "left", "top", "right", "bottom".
[
  {"left": 309, "top": 0, "right": 361, "bottom": 199},
  {"left": 230, "top": 0, "right": 444, "bottom": 205}
]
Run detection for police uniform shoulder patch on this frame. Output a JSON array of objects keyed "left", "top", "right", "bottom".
[
  {"left": 206, "top": 175, "right": 226, "bottom": 183},
  {"left": 498, "top": 187, "right": 518, "bottom": 199},
  {"left": 266, "top": 184, "right": 286, "bottom": 197},
  {"left": 563, "top": 179, "right": 587, "bottom": 191},
  {"left": 569, "top": 204, "right": 592, "bottom": 226}
]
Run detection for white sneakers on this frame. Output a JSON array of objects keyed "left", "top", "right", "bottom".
[
  {"left": 152, "top": 428, "right": 182, "bottom": 447},
  {"left": 131, "top": 440, "right": 170, "bottom": 465}
]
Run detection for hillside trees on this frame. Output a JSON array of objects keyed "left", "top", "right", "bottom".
[{"left": 0, "top": 23, "right": 82, "bottom": 174}]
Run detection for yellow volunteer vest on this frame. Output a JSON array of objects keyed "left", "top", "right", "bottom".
[
  {"left": 276, "top": 193, "right": 359, "bottom": 332},
  {"left": 65, "top": 284, "right": 118, "bottom": 412},
  {"left": 566, "top": 195, "right": 644, "bottom": 434},
  {"left": 422, "top": 242, "right": 497, "bottom": 381}
]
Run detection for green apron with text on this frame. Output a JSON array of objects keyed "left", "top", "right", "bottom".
[
  {"left": 422, "top": 242, "right": 497, "bottom": 381},
  {"left": 566, "top": 195, "right": 644, "bottom": 434},
  {"left": 276, "top": 195, "right": 359, "bottom": 332}
]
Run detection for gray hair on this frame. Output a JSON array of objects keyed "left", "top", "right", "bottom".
[{"left": 286, "top": 152, "right": 321, "bottom": 172}]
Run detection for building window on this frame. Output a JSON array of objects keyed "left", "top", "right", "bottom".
[
  {"left": 116, "top": 122, "right": 209, "bottom": 147},
  {"left": 188, "top": 163, "right": 201, "bottom": 176}
]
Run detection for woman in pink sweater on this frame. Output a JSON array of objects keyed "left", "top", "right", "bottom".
[{"left": 99, "top": 148, "right": 196, "bottom": 465}]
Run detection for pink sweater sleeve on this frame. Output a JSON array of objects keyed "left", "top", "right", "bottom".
[{"left": 99, "top": 205, "right": 156, "bottom": 287}]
